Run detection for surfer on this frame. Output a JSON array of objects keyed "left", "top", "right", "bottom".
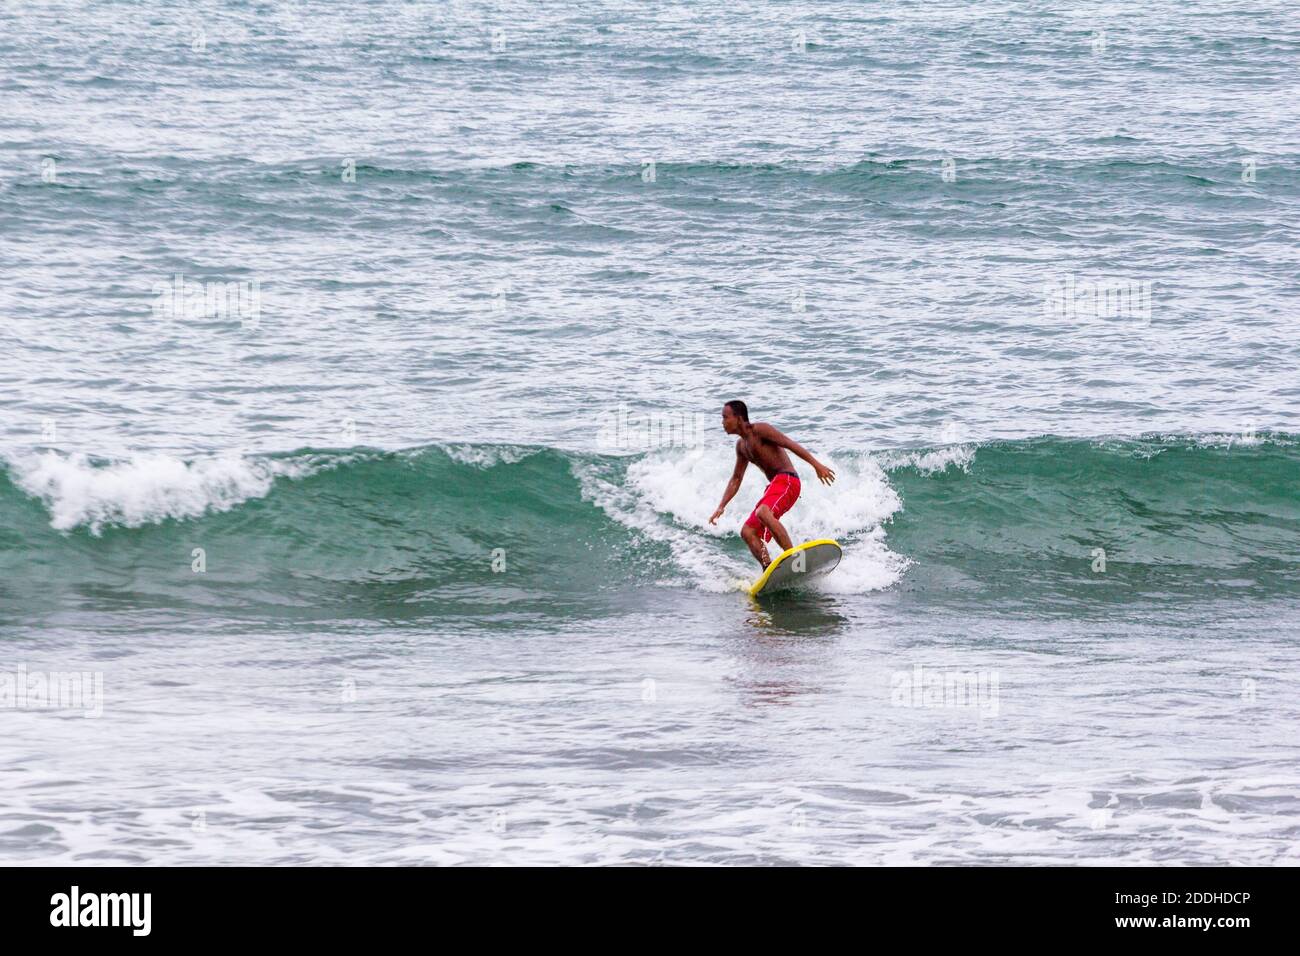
[{"left": 709, "top": 400, "right": 835, "bottom": 569}]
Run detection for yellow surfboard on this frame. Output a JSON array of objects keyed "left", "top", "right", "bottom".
[{"left": 748, "top": 539, "right": 843, "bottom": 597}]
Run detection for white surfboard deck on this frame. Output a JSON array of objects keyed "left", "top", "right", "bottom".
[{"left": 747, "top": 539, "right": 843, "bottom": 597}]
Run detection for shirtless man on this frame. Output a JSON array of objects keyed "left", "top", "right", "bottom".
[{"left": 708, "top": 400, "right": 835, "bottom": 569}]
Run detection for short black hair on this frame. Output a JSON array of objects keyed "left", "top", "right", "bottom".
[{"left": 724, "top": 400, "right": 749, "bottom": 422}]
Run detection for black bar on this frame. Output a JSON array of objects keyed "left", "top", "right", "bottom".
[{"left": 2, "top": 866, "right": 1289, "bottom": 943}]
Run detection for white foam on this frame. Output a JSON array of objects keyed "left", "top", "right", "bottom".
[
  {"left": 1186, "top": 431, "right": 1290, "bottom": 449},
  {"left": 575, "top": 450, "right": 736, "bottom": 593},
  {"left": 878, "top": 444, "right": 975, "bottom": 475},
  {"left": 578, "top": 445, "right": 908, "bottom": 593},
  {"left": 442, "top": 444, "right": 540, "bottom": 468},
  {"left": 5, "top": 450, "right": 327, "bottom": 534}
]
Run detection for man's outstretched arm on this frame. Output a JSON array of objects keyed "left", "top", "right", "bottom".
[
  {"left": 754, "top": 423, "right": 836, "bottom": 485},
  {"left": 709, "top": 449, "right": 749, "bottom": 523}
]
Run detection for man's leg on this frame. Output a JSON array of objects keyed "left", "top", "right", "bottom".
[
  {"left": 740, "top": 523, "right": 770, "bottom": 569},
  {"left": 755, "top": 505, "right": 793, "bottom": 553}
]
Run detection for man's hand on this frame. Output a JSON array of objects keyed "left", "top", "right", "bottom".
[
  {"left": 814, "top": 462, "right": 836, "bottom": 485},
  {"left": 709, "top": 506, "right": 725, "bottom": 525}
]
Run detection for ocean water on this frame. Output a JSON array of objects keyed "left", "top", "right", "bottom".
[{"left": 2, "top": 1, "right": 1299, "bottom": 865}]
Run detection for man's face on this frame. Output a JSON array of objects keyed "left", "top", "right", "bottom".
[{"left": 721, "top": 406, "right": 739, "bottom": 434}]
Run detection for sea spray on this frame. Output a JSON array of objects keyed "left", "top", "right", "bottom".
[{"left": 5, "top": 450, "right": 334, "bottom": 534}]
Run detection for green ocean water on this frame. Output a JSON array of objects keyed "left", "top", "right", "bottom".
[{"left": 4, "top": 435, "right": 1299, "bottom": 622}]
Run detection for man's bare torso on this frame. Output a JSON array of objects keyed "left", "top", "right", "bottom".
[{"left": 738, "top": 424, "right": 796, "bottom": 480}]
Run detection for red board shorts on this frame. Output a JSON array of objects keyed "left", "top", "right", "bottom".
[{"left": 743, "top": 471, "right": 801, "bottom": 543}]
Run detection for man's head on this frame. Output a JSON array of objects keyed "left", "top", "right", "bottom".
[{"left": 722, "top": 400, "right": 749, "bottom": 435}]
